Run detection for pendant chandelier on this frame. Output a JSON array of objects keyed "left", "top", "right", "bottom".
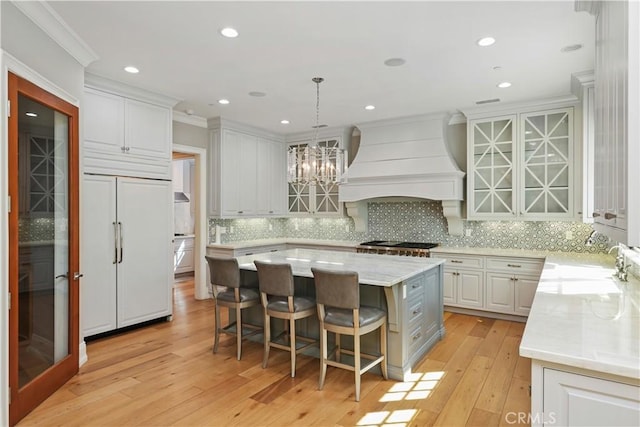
[{"left": 287, "top": 77, "right": 347, "bottom": 185}]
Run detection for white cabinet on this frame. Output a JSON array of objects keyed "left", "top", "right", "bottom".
[
  {"left": 540, "top": 368, "right": 640, "bottom": 427},
  {"left": 82, "top": 175, "right": 173, "bottom": 337},
  {"left": 209, "top": 120, "right": 286, "bottom": 218},
  {"left": 591, "top": 0, "right": 640, "bottom": 247},
  {"left": 83, "top": 77, "right": 174, "bottom": 180},
  {"left": 257, "top": 138, "right": 286, "bottom": 216},
  {"left": 485, "top": 257, "right": 543, "bottom": 316},
  {"left": 174, "top": 236, "right": 195, "bottom": 274},
  {"left": 435, "top": 251, "right": 542, "bottom": 317},
  {"left": 467, "top": 106, "right": 575, "bottom": 221},
  {"left": 287, "top": 138, "right": 343, "bottom": 216},
  {"left": 438, "top": 254, "right": 485, "bottom": 309}
]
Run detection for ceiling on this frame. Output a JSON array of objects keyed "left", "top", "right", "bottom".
[{"left": 49, "top": 1, "right": 595, "bottom": 134}]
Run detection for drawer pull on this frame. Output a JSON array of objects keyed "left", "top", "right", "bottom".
[
  {"left": 592, "top": 212, "right": 601, "bottom": 217},
  {"left": 604, "top": 212, "right": 617, "bottom": 220},
  {"left": 238, "top": 211, "right": 244, "bottom": 214},
  {"left": 507, "top": 264, "right": 521, "bottom": 268},
  {"left": 412, "top": 333, "right": 422, "bottom": 341},
  {"left": 412, "top": 309, "right": 421, "bottom": 315},
  {"left": 451, "top": 260, "right": 463, "bottom": 264},
  {"left": 412, "top": 284, "right": 419, "bottom": 289}
]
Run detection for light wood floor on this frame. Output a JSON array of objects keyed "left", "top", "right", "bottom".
[{"left": 19, "top": 278, "right": 531, "bottom": 426}]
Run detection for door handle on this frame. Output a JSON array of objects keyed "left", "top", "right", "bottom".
[
  {"left": 113, "top": 222, "right": 118, "bottom": 264},
  {"left": 55, "top": 273, "right": 68, "bottom": 279},
  {"left": 73, "top": 272, "right": 84, "bottom": 281},
  {"left": 118, "top": 222, "right": 124, "bottom": 263}
]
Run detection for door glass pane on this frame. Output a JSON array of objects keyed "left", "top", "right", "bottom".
[{"left": 17, "top": 94, "right": 70, "bottom": 388}]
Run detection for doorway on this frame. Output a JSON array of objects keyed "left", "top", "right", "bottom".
[
  {"left": 7, "top": 73, "right": 80, "bottom": 424},
  {"left": 171, "top": 144, "right": 208, "bottom": 300}
]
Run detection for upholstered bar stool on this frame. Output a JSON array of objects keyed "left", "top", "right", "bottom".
[
  {"left": 254, "top": 261, "right": 316, "bottom": 377},
  {"left": 311, "top": 268, "right": 388, "bottom": 401},
  {"left": 205, "top": 256, "right": 261, "bottom": 360}
]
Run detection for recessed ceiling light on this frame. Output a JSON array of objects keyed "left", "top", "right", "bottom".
[
  {"left": 25, "top": 112, "right": 38, "bottom": 117},
  {"left": 365, "top": 105, "right": 376, "bottom": 111},
  {"left": 477, "top": 37, "right": 496, "bottom": 47},
  {"left": 217, "top": 99, "right": 230, "bottom": 105},
  {"left": 561, "top": 44, "right": 583, "bottom": 53},
  {"left": 249, "top": 91, "right": 266, "bottom": 97},
  {"left": 497, "top": 82, "right": 512, "bottom": 88},
  {"left": 280, "top": 120, "right": 290, "bottom": 125},
  {"left": 220, "top": 27, "right": 239, "bottom": 38},
  {"left": 124, "top": 66, "right": 139, "bottom": 74},
  {"left": 384, "top": 58, "right": 406, "bottom": 67}
]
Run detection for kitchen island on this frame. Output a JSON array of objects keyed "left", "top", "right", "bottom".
[{"left": 234, "top": 248, "right": 446, "bottom": 380}]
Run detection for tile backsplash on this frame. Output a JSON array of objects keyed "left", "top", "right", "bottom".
[{"left": 209, "top": 200, "right": 610, "bottom": 253}]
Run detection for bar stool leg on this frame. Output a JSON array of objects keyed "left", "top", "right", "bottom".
[
  {"left": 381, "top": 321, "right": 388, "bottom": 380},
  {"left": 263, "top": 311, "right": 270, "bottom": 368},
  {"left": 213, "top": 301, "right": 220, "bottom": 354},
  {"left": 236, "top": 305, "right": 242, "bottom": 360},
  {"left": 336, "top": 333, "right": 341, "bottom": 363},
  {"left": 354, "top": 333, "right": 361, "bottom": 402},
  {"left": 319, "top": 327, "right": 328, "bottom": 390},
  {"left": 289, "top": 317, "right": 296, "bottom": 377}
]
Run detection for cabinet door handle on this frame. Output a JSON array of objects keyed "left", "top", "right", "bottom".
[
  {"left": 513, "top": 277, "right": 519, "bottom": 281},
  {"left": 118, "top": 222, "right": 124, "bottom": 263},
  {"left": 592, "top": 212, "right": 601, "bottom": 217},
  {"left": 121, "top": 146, "right": 126, "bottom": 152},
  {"left": 451, "top": 260, "right": 463, "bottom": 264},
  {"left": 125, "top": 146, "right": 130, "bottom": 152},
  {"left": 604, "top": 212, "right": 617, "bottom": 220},
  {"left": 238, "top": 211, "right": 243, "bottom": 214},
  {"left": 507, "top": 264, "right": 521, "bottom": 268},
  {"left": 113, "top": 222, "right": 118, "bottom": 264},
  {"left": 269, "top": 210, "right": 274, "bottom": 214}
]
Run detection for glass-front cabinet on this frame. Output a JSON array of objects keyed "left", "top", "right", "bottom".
[
  {"left": 468, "top": 107, "right": 574, "bottom": 220},
  {"left": 287, "top": 138, "right": 342, "bottom": 216}
]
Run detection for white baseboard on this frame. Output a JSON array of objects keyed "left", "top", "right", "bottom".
[{"left": 79, "top": 340, "right": 88, "bottom": 367}]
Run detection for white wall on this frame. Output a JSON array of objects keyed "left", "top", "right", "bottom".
[{"left": 1, "top": 2, "right": 85, "bottom": 424}]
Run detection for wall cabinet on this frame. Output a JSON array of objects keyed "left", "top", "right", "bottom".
[
  {"left": 83, "top": 85, "right": 173, "bottom": 180},
  {"left": 435, "top": 251, "right": 543, "bottom": 317},
  {"left": 467, "top": 107, "right": 575, "bottom": 221},
  {"left": 287, "top": 138, "right": 343, "bottom": 216},
  {"left": 82, "top": 175, "right": 173, "bottom": 337},
  {"left": 208, "top": 120, "right": 286, "bottom": 218},
  {"left": 591, "top": 0, "right": 639, "bottom": 247}
]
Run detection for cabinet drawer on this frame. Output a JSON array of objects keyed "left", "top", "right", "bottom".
[
  {"left": 174, "top": 237, "right": 194, "bottom": 250},
  {"left": 436, "top": 253, "right": 484, "bottom": 269},
  {"left": 406, "top": 276, "right": 424, "bottom": 300},
  {"left": 408, "top": 322, "right": 426, "bottom": 355},
  {"left": 486, "top": 257, "right": 543, "bottom": 275},
  {"left": 407, "top": 298, "right": 425, "bottom": 326}
]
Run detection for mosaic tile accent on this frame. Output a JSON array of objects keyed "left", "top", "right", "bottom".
[{"left": 209, "top": 200, "right": 610, "bottom": 254}]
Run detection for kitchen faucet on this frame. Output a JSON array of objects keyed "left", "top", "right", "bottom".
[{"left": 608, "top": 245, "right": 629, "bottom": 282}]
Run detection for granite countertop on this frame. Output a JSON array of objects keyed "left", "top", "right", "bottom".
[
  {"left": 235, "top": 248, "right": 445, "bottom": 287},
  {"left": 520, "top": 253, "right": 640, "bottom": 380},
  {"left": 207, "top": 238, "right": 360, "bottom": 250}
]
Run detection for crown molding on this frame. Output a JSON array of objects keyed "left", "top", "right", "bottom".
[
  {"left": 207, "top": 117, "right": 285, "bottom": 141},
  {"left": 85, "top": 72, "right": 180, "bottom": 107},
  {"left": 173, "top": 111, "right": 208, "bottom": 128},
  {"left": 12, "top": 0, "right": 99, "bottom": 67},
  {"left": 460, "top": 94, "right": 580, "bottom": 120},
  {"left": 447, "top": 113, "right": 467, "bottom": 125}
]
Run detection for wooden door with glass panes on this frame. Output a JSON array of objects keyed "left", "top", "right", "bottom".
[
  {"left": 520, "top": 108, "right": 573, "bottom": 218},
  {"left": 469, "top": 115, "right": 516, "bottom": 218},
  {"left": 287, "top": 138, "right": 342, "bottom": 215}
]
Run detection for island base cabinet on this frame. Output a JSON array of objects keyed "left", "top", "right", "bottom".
[{"left": 541, "top": 368, "right": 640, "bottom": 427}]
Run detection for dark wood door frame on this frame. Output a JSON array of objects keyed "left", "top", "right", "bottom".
[{"left": 8, "top": 72, "right": 80, "bottom": 425}]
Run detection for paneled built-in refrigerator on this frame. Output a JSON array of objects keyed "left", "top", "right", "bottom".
[{"left": 82, "top": 174, "right": 173, "bottom": 337}]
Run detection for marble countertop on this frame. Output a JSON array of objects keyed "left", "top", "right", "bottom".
[
  {"left": 520, "top": 253, "right": 640, "bottom": 380},
  {"left": 235, "top": 248, "right": 444, "bottom": 287},
  {"left": 207, "top": 238, "right": 360, "bottom": 250}
]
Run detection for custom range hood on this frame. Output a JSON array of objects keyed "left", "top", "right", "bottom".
[{"left": 339, "top": 113, "right": 465, "bottom": 235}]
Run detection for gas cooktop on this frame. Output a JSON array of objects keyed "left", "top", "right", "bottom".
[{"left": 358, "top": 241, "right": 439, "bottom": 250}]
